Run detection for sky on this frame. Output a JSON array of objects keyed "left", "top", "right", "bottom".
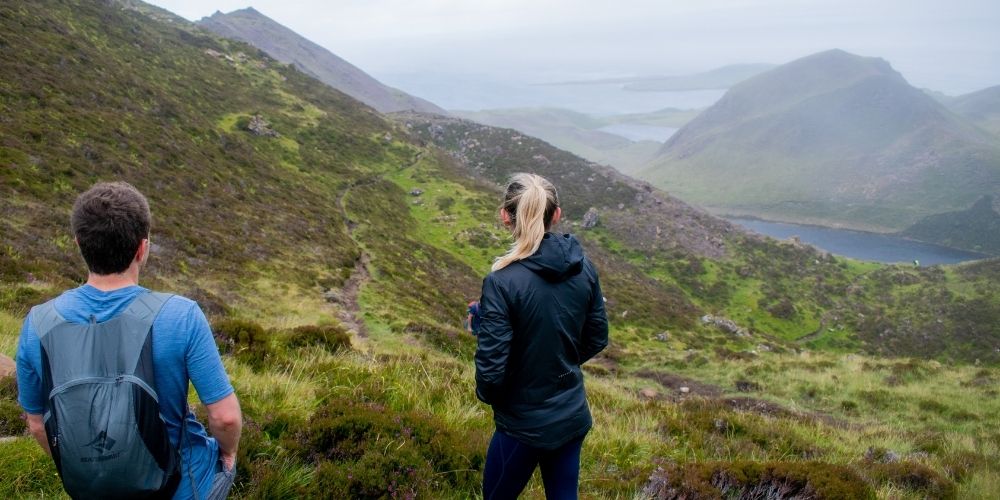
[{"left": 148, "top": 0, "right": 1000, "bottom": 97}]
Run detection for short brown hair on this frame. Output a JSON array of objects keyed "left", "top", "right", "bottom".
[{"left": 71, "top": 182, "right": 151, "bottom": 275}]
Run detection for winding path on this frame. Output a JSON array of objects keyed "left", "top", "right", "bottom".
[{"left": 332, "top": 151, "right": 424, "bottom": 338}]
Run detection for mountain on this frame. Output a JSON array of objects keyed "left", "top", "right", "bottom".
[
  {"left": 643, "top": 49, "right": 1000, "bottom": 234},
  {"left": 197, "top": 7, "right": 446, "bottom": 115},
  {"left": 452, "top": 107, "right": 671, "bottom": 173},
  {"left": 2, "top": 2, "right": 1000, "bottom": 498},
  {"left": 901, "top": 195, "right": 1000, "bottom": 254},
  {"left": 948, "top": 85, "right": 1000, "bottom": 137}
]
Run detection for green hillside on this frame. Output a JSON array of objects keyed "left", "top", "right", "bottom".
[
  {"left": 901, "top": 196, "right": 1000, "bottom": 254},
  {"left": 643, "top": 49, "right": 1000, "bottom": 235},
  {"left": 1, "top": 3, "right": 999, "bottom": 498}
]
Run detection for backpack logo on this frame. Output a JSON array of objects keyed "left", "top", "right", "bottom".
[{"left": 83, "top": 430, "right": 117, "bottom": 454}]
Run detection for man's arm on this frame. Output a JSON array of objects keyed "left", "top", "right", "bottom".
[
  {"left": 17, "top": 314, "right": 49, "bottom": 455},
  {"left": 181, "top": 300, "right": 240, "bottom": 469},
  {"left": 205, "top": 393, "right": 241, "bottom": 470},
  {"left": 25, "top": 413, "right": 50, "bottom": 456}
]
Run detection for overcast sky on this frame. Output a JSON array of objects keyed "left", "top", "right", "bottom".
[{"left": 148, "top": 0, "right": 1000, "bottom": 95}]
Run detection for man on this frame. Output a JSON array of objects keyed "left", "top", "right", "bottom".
[{"left": 16, "top": 182, "right": 241, "bottom": 499}]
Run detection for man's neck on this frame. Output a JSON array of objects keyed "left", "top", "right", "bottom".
[{"left": 86, "top": 268, "right": 139, "bottom": 291}]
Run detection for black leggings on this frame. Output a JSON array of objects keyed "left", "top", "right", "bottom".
[{"left": 482, "top": 430, "right": 585, "bottom": 500}]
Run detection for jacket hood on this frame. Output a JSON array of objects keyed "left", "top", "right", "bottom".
[{"left": 519, "top": 233, "right": 584, "bottom": 282}]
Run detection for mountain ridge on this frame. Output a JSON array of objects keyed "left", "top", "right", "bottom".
[
  {"left": 197, "top": 7, "right": 446, "bottom": 115},
  {"left": 947, "top": 84, "right": 1000, "bottom": 137}
]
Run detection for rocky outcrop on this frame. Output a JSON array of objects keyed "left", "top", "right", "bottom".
[
  {"left": 246, "top": 114, "right": 278, "bottom": 137},
  {"left": 701, "top": 314, "right": 751, "bottom": 337},
  {"left": 582, "top": 207, "right": 599, "bottom": 229}
]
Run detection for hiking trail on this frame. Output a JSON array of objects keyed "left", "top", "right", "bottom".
[{"left": 333, "top": 151, "right": 424, "bottom": 338}]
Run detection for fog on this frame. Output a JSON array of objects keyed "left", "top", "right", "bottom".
[{"left": 150, "top": 0, "right": 1000, "bottom": 99}]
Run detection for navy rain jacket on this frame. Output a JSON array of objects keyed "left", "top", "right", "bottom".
[{"left": 475, "top": 232, "right": 609, "bottom": 449}]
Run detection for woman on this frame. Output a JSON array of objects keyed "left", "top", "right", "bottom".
[{"left": 475, "top": 173, "right": 609, "bottom": 499}]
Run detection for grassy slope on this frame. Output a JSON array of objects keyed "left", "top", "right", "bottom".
[{"left": 0, "top": 2, "right": 999, "bottom": 498}]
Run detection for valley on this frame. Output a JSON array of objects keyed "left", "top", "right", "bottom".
[{"left": 0, "top": 1, "right": 998, "bottom": 499}]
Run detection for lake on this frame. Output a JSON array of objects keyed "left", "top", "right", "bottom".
[
  {"left": 728, "top": 218, "right": 989, "bottom": 265},
  {"left": 597, "top": 123, "right": 678, "bottom": 142}
]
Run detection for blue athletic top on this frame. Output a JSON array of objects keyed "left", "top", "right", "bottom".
[{"left": 16, "top": 284, "right": 234, "bottom": 500}]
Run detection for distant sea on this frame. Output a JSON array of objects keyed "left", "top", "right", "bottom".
[
  {"left": 729, "top": 218, "right": 989, "bottom": 265},
  {"left": 380, "top": 74, "right": 725, "bottom": 115}
]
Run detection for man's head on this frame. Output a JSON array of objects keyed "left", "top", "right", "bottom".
[{"left": 71, "top": 182, "right": 151, "bottom": 275}]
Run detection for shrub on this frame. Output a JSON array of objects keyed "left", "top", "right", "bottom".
[
  {"left": 862, "top": 461, "right": 956, "bottom": 499},
  {"left": 0, "top": 400, "right": 26, "bottom": 436},
  {"left": 840, "top": 400, "right": 858, "bottom": 413},
  {"left": 231, "top": 419, "right": 310, "bottom": 499},
  {"left": 286, "top": 398, "right": 486, "bottom": 497},
  {"left": 641, "top": 460, "right": 875, "bottom": 499},
  {"left": 286, "top": 324, "right": 352, "bottom": 353},
  {"left": 940, "top": 450, "right": 989, "bottom": 482},
  {"left": 404, "top": 321, "right": 475, "bottom": 359},
  {"left": 213, "top": 318, "right": 275, "bottom": 369},
  {"left": 0, "top": 285, "right": 46, "bottom": 314},
  {"left": 0, "top": 376, "right": 24, "bottom": 436},
  {"left": 0, "top": 375, "right": 17, "bottom": 400}
]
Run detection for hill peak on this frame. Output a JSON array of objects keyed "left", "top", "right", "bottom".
[
  {"left": 197, "top": 8, "right": 445, "bottom": 114},
  {"left": 648, "top": 48, "right": 1000, "bottom": 235}
]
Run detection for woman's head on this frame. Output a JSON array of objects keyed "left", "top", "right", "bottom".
[{"left": 492, "top": 173, "right": 560, "bottom": 271}]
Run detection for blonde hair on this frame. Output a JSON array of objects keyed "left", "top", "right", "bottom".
[{"left": 492, "top": 173, "right": 559, "bottom": 271}]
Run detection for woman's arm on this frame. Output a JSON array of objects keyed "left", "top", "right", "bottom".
[
  {"left": 474, "top": 275, "right": 513, "bottom": 405},
  {"left": 579, "top": 262, "right": 609, "bottom": 364}
]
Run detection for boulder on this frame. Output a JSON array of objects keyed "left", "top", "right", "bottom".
[
  {"left": 582, "top": 207, "right": 599, "bottom": 229},
  {"left": 246, "top": 114, "right": 278, "bottom": 137}
]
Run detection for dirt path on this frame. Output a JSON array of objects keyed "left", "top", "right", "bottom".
[{"left": 333, "top": 151, "right": 424, "bottom": 338}]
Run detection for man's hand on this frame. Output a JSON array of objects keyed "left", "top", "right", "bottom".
[{"left": 220, "top": 451, "right": 236, "bottom": 472}]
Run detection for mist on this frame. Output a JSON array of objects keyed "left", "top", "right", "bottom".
[{"left": 151, "top": 0, "right": 1000, "bottom": 101}]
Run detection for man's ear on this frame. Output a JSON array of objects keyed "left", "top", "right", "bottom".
[{"left": 134, "top": 238, "right": 149, "bottom": 264}]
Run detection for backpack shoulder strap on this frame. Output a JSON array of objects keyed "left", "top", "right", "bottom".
[
  {"left": 124, "top": 291, "right": 174, "bottom": 326},
  {"left": 29, "top": 300, "right": 66, "bottom": 340}
]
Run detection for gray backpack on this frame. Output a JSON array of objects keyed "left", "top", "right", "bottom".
[{"left": 30, "top": 291, "right": 181, "bottom": 499}]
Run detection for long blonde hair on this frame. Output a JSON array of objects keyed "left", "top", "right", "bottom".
[{"left": 492, "top": 173, "right": 559, "bottom": 271}]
